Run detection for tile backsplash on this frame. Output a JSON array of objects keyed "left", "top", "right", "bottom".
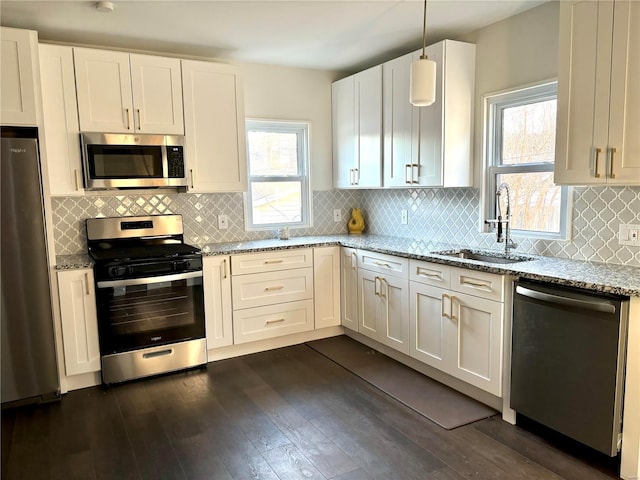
[
  {"left": 52, "top": 186, "right": 640, "bottom": 267},
  {"left": 51, "top": 190, "right": 359, "bottom": 255}
]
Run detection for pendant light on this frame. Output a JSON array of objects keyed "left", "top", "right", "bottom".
[{"left": 410, "top": 0, "right": 437, "bottom": 106}]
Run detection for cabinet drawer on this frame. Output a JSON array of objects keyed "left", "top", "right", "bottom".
[
  {"left": 409, "top": 260, "right": 450, "bottom": 288},
  {"left": 231, "top": 248, "right": 313, "bottom": 275},
  {"left": 232, "top": 300, "right": 314, "bottom": 344},
  {"left": 231, "top": 268, "right": 313, "bottom": 310},
  {"left": 450, "top": 267, "right": 504, "bottom": 302},
  {"left": 358, "top": 250, "right": 409, "bottom": 278}
]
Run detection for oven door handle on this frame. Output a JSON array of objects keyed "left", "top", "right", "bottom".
[{"left": 97, "top": 270, "right": 203, "bottom": 288}]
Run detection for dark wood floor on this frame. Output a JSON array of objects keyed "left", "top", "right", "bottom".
[{"left": 2, "top": 342, "right": 620, "bottom": 480}]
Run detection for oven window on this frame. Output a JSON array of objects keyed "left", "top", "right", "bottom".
[
  {"left": 88, "top": 145, "right": 163, "bottom": 178},
  {"left": 96, "top": 276, "right": 204, "bottom": 353}
]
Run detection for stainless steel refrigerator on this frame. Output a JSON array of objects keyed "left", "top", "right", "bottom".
[{"left": 1, "top": 126, "right": 60, "bottom": 405}]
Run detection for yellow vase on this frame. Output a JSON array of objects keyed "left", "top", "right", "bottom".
[{"left": 348, "top": 208, "right": 365, "bottom": 234}]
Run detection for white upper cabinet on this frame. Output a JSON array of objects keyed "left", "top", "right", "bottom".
[
  {"left": 412, "top": 40, "right": 475, "bottom": 187},
  {"left": 39, "top": 44, "right": 83, "bottom": 196},
  {"left": 555, "top": 0, "right": 639, "bottom": 185},
  {"left": 383, "top": 53, "right": 415, "bottom": 187},
  {"left": 332, "top": 65, "right": 382, "bottom": 188},
  {"left": 1, "top": 27, "right": 39, "bottom": 125},
  {"left": 74, "top": 48, "right": 184, "bottom": 134},
  {"left": 181, "top": 59, "right": 247, "bottom": 192}
]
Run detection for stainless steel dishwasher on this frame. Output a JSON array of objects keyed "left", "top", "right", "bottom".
[{"left": 510, "top": 279, "right": 629, "bottom": 456}]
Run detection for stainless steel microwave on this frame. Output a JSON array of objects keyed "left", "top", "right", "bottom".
[{"left": 80, "top": 133, "right": 187, "bottom": 190}]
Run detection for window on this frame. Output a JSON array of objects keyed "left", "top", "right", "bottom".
[
  {"left": 245, "top": 120, "right": 310, "bottom": 230},
  {"left": 485, "top": 82, "right": 569, "bottom": 240}
]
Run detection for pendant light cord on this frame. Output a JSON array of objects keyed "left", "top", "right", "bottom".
[{"left": 421, "top": 0, "right": 428, "bottom": 59}]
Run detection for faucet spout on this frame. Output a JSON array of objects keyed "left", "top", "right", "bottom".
[{"left": 486, "top": 182, "right": 517, "bottom": 256}]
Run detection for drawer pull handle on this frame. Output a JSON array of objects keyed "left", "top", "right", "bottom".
[
  {"left": 125, "top": 108, "right": 131, "bottom": 130},
  {"left": 189, "top": 169, "right": 194, "bottom": 189},
  {"left": 350, "top": 251, "right": 357, "bottom": 270},
  {"left": 417, "top": 269, "right": 441, "bottom": 279},
  {"left": 264, "top": 285, "right": 284, "bottom": 292},
  {"left": 136, "top": 108, "right": 142, "bottom": 130},
  {"left": 222, "top": 259, "right": 228, "bottom": 280},
  {"left": 84, "top": 273, "right": 90, "bottom": 295},
  {"left": 461, "top": 280, "right": 491, "bottom": 290},
  {"left": 266, "top": 318, "right": 286, "bottom": 325},
  {"left": 74, "top": 169, "right": 81, "bottom": 191},
  {"left": 373, "top": 261, "right": 392, "bottom": 268},
  {"left": 594, "top": 147, "right": 602, "bottom": 178},
  {"left": 264, "top": 259, "right": 284, "bottom": 264}
]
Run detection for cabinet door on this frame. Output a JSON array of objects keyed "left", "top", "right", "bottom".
[
  {"left": 314, "top": 247, "right": 341, "bottom": 329},
  {"left": 607, "top": 0, "right": 640, "bottom": 184},
  {"left": 449, "top": 292, "right": 503, "bottom": 397},
  {"left": 355, "top": 65, "right": 383, "bottom": 188},
  {"left": 130, "top": 54, "right": 184, "bottom": 134},
  {"left": 39, "top": 44, "right": 83, "bottom": 196},
  {"left": 409, "top": 282, "right": 448, "bottom": 371},
  {"left": 74, "top": 48, "right": 134, "bottom": 133},
  {"left": 357, "top": 268, "right": 381, "bottom": 341},
  {"left": 378, "top": 274, "right": 409, "bottom": 354},
  {"left": 182, "top": 60, "right": 247, "bottom": 192},
  {"left": 332, "top": 75, "right": 356, "bottom": 188},
  {"left": 0, "top": 27, "right": 38, "bottom": 125},
  {"left": 383, "top": 53, "right": 415, "bottom": 187},
  {"left": 203, "top": 256, "right": 233, "bottom": 349},
  {"left": 555, "top": 0, "right": 613, "bottom": 185},
  {"left": 57, "top": 269, "right": 100, "bottom": 376},
  {"left": 340, "top": 247, "right": 359, "bottom": 331},
  {"left": 413, "top": 40, "right": 474, "bottom": 188}
]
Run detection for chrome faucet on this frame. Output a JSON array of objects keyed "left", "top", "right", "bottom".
[{"left": 485, "top": 182, "right": 518, "bottom": 256}]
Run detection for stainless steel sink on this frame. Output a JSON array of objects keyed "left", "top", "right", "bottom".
[{"left": 433, "top": 249, "right": 534, "bottom": 264}]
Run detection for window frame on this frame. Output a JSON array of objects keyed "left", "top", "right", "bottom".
[
  {"left": 484, "top": 81, "right": 571, "bottom": 241},
  {"left": 244, "top": 119, "right": 312, "bottom": 231}
]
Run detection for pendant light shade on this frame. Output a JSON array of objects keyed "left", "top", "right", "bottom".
[
  {"left": 410, "top": 0, "right": 437, "bottom": 107},
  {"left": 410, "top": 57, "right": 436, "bottom": 106}
]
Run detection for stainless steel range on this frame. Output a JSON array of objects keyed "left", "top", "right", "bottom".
[{"left": 86, "top": 214, "right": 206, "bottom": 384}]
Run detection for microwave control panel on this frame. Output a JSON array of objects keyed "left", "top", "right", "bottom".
[{"left": 167, "top": 146, "right": 185, "bottom": 178}]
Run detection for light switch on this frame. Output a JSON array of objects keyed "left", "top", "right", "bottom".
[{"left": 619, "top": 224, "right": 640, "bottom": 246}]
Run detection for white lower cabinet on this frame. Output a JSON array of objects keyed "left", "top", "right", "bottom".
[
  {"left": 357, "top": 251, "right": 410, "bottom": 354},
  {"left": 340, "top": 247, "right": 359, "bottom": 331},
  {"left": 203, "top": 256, "right": 233, "bottom": 349},
  {"left": 409, "top": 260, "right": 505, "bottom": 396},
  {"left": 314, "top": 246, "right": 341, "bottom": 329},
  {"left": 230, "top": 249, "right": 315, "bottom": 345},
  {"left": 57, "top": 269, "right": 100, "bottom": 376}
]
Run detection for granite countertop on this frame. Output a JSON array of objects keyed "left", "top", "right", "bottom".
[{"left": 56, "top": 234, "right": 640, "bottom": 296}]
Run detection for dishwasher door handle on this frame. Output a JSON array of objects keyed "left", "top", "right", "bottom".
[{"left": 515, "top": 285, "right": 616, "bottom": 314}]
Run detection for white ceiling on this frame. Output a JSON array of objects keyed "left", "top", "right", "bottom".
[{"left": 0, "top": 0, "right": 547, "bottom": 73}]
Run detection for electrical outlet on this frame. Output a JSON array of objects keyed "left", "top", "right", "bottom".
[
  {"left": 218, "top": 214, "right": 228, "bottom": 230},
  {"left": 401, "top": 210, "right": 408, "bottom": 225},
  {"left": 619, "top": 224, "right": 640, "bottom": 246},
  {"left": 333, "top": 209, "right": 342, "bottom": 222}
]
